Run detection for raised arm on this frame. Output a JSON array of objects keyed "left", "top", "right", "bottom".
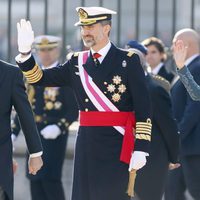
[
  {"left": 173, "top": 39, "right": 200, "bottom": 100},
  {"left": 16, "top": 19, "right": 71, "bottom": 87}
]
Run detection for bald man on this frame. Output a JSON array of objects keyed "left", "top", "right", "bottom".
[{"left": 165, "top": 28, "right": 200, "bottom": 200}]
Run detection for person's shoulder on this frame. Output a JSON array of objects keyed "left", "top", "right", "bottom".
[
  {"left": 117, "top": 47, "right": 138, "bottom": 58},
  {"left": 0, "top": 59, "right": 20, "bottom": 74},
  {"left": 149, "top": 75, "right": 170, "bottom": 99}
]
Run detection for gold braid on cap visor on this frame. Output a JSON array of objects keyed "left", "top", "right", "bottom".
[{"left": 80, "top": 16, "right": 108, "bottom": 25}]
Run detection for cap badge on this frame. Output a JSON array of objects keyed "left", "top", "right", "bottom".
[
  {"left": 78, "top": 8, "right": 88, "bottom": 20},
  {"left": 41, "top": 38, "right": 50, "bottom": 45}
]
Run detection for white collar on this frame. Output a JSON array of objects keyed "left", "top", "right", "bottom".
[
  {"left": 151, "top": 62, "right": 164, "bottom": 75},
  {"left": 42, "top": 61, "right": 59, "bottom": 69},
  {"left": 91, "top": 41, "right": 111, "bottom": 63},
  {"left": 184, "top": 54, "right": 199, "bottom": 67}
]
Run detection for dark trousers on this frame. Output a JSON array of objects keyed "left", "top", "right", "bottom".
[
  {"left": 165, "top": 155, "right": 200, "bottom": 200},
  {"left": 30, "top": 180, "right": 65, "bottom": 200},
  {"left": 164, "top": 166, "right": 186, "bottom": 200},
  {"left": 0, "top": 187, "right": 5, "bottom": 200}
]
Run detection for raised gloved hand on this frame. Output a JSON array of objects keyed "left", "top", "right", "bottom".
[
  {"left": 129, "top": 151, "right": 148, "bottom": 171},
  {"left": 17, "top": 19, "right": 34, "bottom": 54},
  {"left": 40, "top": 124, "right": 61, "bottom": 139}
]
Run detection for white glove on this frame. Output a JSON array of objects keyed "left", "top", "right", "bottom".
[
  {"left": 40, "top": 124, "right": 61, "bottom": 139},
  {"left": 17, "top": 19, "right": 34, "bottom": 53},
  {"left": 129, "top": 151, "right": 148, "bottom": 171}
]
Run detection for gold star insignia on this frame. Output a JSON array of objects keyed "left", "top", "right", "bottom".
[
  {"left": 118, "top": 84, "right": 126, "bottom": 93},
  {"left": 107, "top": 84, "right": 116, "bottom": 93},
  {"left": 112, "top": 93, "right": 121, "bottom": 102},
  {"left": 112, "top": 76, "right": 122, "bottom": 85}
]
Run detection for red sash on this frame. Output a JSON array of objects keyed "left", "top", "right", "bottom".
[{"left": 80, "top": 111, "right": 136, "bottom": 164}]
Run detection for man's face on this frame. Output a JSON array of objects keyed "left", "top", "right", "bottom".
[
  {"left": 145, "top": 45, "right": 164, "bottom": 68},
  {"left": 80, "top": 23, "right": 109, "bottom": 48},
  {"left": 37, "top": 47, "right": 60, "bottom": 67}
]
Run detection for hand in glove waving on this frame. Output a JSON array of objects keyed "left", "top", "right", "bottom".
[{"left": 17, "top": 19, "right": 34, "bottom": 54}]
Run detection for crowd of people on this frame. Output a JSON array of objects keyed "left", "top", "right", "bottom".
[{"left": 0, "top": 5, "right": 200, "bottom": 200}]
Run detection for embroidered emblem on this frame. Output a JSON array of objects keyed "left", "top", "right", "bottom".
[
  {"left": 112, "top": 76, "right": 122, "bottom": 85},
  {"left": 107, "top": 84, "right": 116, "bottom": 93},
  {"left": 78, "top": 8, "right": 88, "bottom": 20},
  {"left": 112, "top": 93, "right": 121, "bottom": 102},
  {"left": 118, "top": 84, "right": 126, "bottom": 93},
  {"left": 127, "top": 51, "right": 134, "bottom": 57},
  {"left": 122, "top": 60, "right": 127, "bottom": 67}
]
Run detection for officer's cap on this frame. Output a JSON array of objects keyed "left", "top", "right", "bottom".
[
  {"left": 74, "top": 7, "right": 116, "bottom": 26},
  {"left": 126, "top": 40, "right": 148, "bottom": 55},
  {"left": 33, "top": 35, "right": 61, "bottom": 50}
]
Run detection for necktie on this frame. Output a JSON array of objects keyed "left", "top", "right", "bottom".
[{"left": 93, "top": 53, "right": 101, "bottom": 66}]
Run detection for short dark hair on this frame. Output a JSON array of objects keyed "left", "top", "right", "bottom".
[
  {"left": 142, "top": 37, "right": 167, "bottom": 61},
  {"left": 142, "top": 37, "right": 165, "bottom": 53}
]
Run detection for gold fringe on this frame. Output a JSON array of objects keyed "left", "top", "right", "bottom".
[{"left": 127, "top": 169, "right": 137, "bottom": 197}]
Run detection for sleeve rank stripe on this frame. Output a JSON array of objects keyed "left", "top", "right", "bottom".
[
  {"left": 24, "top": 68, "right": 42, "bottom": 79},
  {"left": 135, "top": 134, "right": 151, "bottom": 141},
  {"left": 136, "top": 127, "right": 152, "bottom": 132},
  {"left": 27, "top": 74, "right": 43, "bottom": 84},
  {"left": 136, "top": 124, "right": 152, "bottom": 128},
  {"left": 136, "top": 122, "right": 152, "bottom": 127},
  {"left": 23, "top": 64, "right": 40, "bottom": 76},
  {"left": 26, "top": 71, "right": 43, "bottom": 83},
  {"left": 27, "top": 70, "right": 43, "bottom": 82},
  {"left": 136, "top": 132, "right": 151, "bottom": 136},
  {"left": 24, "top": 71, "right": 43, "bottom": 83},
  {"left": 136, "top": 130, "right": 151, "bottom": 135}
]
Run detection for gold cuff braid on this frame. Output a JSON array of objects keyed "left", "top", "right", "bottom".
[
  {"left": 22, "top": 64, "right": 43, "bottom": 83},
  {"left": 135, "top": 118, "right": 152, "bottom": 141}
]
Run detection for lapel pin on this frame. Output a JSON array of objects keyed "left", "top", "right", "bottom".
[{"left": 122, "top": 60, "right": 127, "bottom": 67}]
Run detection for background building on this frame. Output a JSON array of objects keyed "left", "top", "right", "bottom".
[{"left": 1, "top": 0, "right": 200, "bottom": 62}]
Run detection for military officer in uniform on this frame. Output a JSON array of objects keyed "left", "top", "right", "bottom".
[
  {"left": 15, "top": 7, "right": 152, "bottom": 200},
  {"left": 12, "top": 35, "right": 78, "bottom": 200},
  {"left": 0, "top": 59, "right": 43, "bottom": 200}
]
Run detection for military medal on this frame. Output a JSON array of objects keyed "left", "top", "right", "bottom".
[
  {"left": 46, "top": 101, "right": 54, "bottom": 110},
  {"left": 112, "top": 93, "right": 121, "bottom": 102},
  {"left": 107, "top": 84, "right": 116, "bottom": 93},
  {"left": 54, "top": 101, "right": 62, "bottom": 109},
  {"left": 112, "top": 75, "right": 122, "bottom": 85},
  {"left": 118, "top": 84, "right": 126, "bottom": 93}
]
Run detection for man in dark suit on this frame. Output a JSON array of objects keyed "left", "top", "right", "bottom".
[
  {"left": 15, "top": 7, "right": 152, "bottom": 200},
  {"left": 142, "top": 37, "right": 174, "bottom": 83},
  {"left": 165, "top": 28, "right": 200, "bottom": 200},
  {"left": 12, "top": 35, "right": 78, "bottom": 200},
  {"left": 126, "top": 41, "right": 179, "bottom": 200},
  {"left": 0, "top": 60, "right": 43, "bottom": 200}
]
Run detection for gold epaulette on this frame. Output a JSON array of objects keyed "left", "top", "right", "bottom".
[
  {"left": 73, "top": 52, "right": 79, "bottom": 57},
  {"left": 22, "top": 64, "right": 43, "bottom": 84},
  {"left": 135, "top": 118, "right": 152, "bottom": 141},
  {"left": 127, "top": 51, "right": 134, "bottom": 57},
  {"left": 151, "top": 74, "right": 171, "bottom": 93}
]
